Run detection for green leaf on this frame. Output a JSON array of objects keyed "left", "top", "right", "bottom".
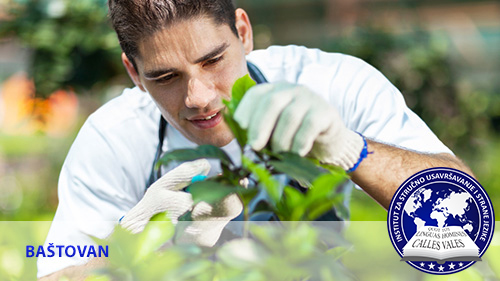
[
  {"left": 136, "top": 246, "right": 196, "bottom": 279},
  {"left": 223, "top": 110, "right": 248, "bottom": 149},
  {"left": 307, "top": 173, "right": 347, "bottom": 203},
  {"left": 236, "top": 187, "right": 259, "bottom": 208},
  {"left": 276, "top": 186, "right": 306, "bottom": 220},
  {"left": 318, "top": 162, "right": 347, "bottom": 176},
  {"left": 222, "top": 74, "right": 255, "bottom": 149},
  {"left": 188, "top": 180, "right": 236, "bottom": 205},
  {"left": 135, "top": 212, "right": 174, "bottom": 262},
  {"left": 169, "top": 259, "right": 214, "bottom": 280},
  {"left": 177, "top": 210, "right": 193, "bottom": 222},
  {"left": 251, "top": 200, "right": 275, "bottom": 213},
  {"left": 247, "top": 224, "right": 281, "bottom": 253},
  {"left": 241, "top": 156, "right": 281, "bottom": 204},
  {"left": 307, "top": 194, "right": 348, "bottom": 221},
  {"left": 326, "top": 245, "right": 354, "bottom": 261},
  {"left": 307, "top": 201, "right": 337, "bottom": 221},
  {"left": 305, "top": 176, "right": 349, "bottom": 220},
  {"left": 217, "top": 238, "right": 269, "bottom": 269},
  {"left": 226, "top": 74, "right": 256, "bottom": 115},
  {"left": 332, "top": 197, "right": 350, "bottom": 220},
  {"left": 269, "top": 153, "right": 325, "bottom": 188},
  {"left": 83, "top": 274, "right": 112, "bottom": 281},
  {"left": 158, "top": 144, "right": 233, "bottom": 167},
  {"left": 315, "top": 222, "right": 351, "bottom": 249},
  {"left": 149, "top": 211, "right": 170, "bottom": 222},
  {"left": 282, "top": 223, "right": 318, "bottom": 256},
  {"left": 91, "top": 226, "right": 138, "bottom": 268}
]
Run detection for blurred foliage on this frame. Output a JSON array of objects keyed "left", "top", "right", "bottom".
[
  {"left": 0, "top": 221, "right": 498, "bottom": 280},
  {"left": 89, "top": 215, "right": 353, "bottom": 281},
  {"left": 0, "top": 0, "right": 124, "bottom": 97},
  {"left": 323, "top": 27, "right": 500, "bottom": 220},
  {"left": 324, "top": 27, "right": 500, "bottom": 159},
  {"left": 0, "top": 222, "right": 51, "bottom": 280},
  {"left": 0, "top": 132, "right": 77, "bottom": 221}
]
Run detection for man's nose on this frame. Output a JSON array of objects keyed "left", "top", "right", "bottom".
[{"left": 185, "top": 77, "right": 217, "bottom": 109}]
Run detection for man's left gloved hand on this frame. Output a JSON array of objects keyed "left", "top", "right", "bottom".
[
  {"left": 234, "top": 82, "right": 365, "bottom": 171},
  {"left": 120, "top": 159, "right": 242, "bottom": 247}
]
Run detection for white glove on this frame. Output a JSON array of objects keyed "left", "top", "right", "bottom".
[
  {"left": 176, "top": 193, "right": 242, "bottom": 246},
  {"left": 120, "top": 159, "right": 243, "bottom": 246},
  {"left": 234, "top": 82, "right": 365, "bottom": 171}
]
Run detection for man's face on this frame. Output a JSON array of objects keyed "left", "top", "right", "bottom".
[{"left": 127, "top": 12, "right": 253, "bottom": 147}]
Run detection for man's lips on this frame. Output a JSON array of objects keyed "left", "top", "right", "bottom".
[
  {"left": 187, "top": 110, "right": 223, "bottom": 129},
  {"left": 188, "top": 109, "right": 221, "bottom": 121}
]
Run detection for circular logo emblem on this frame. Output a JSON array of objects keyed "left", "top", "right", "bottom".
[{"left": 387, "top": 167, "right": 495, "bottom": 274}]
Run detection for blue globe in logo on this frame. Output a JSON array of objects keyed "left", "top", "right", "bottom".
[
  {"left": 402, "top": 183, "right": 480, "bottom": 242},
  {"left": 387, "top": 168, "right": 495, "bottom": 275}
]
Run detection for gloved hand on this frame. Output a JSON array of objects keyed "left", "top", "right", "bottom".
[
  {"left": 120, "top": 159, "right": 243, "bottom": 246},
  {"left": 234, "top": 82, "right": 365, "bottom": 171},
  {"left": 176, "top": 193, "right": 242, "bottom": 246}
]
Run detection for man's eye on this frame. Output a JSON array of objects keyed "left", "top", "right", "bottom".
[
  {"left": 204, "top": 56, "right": 223, "bottom": 66},
  {"left": 155, "top": 74, "right": 176, "bottom": 83}
]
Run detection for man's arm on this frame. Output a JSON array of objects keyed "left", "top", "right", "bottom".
[
  {"left": 351, "top": 139, "right": 474, "bottom": 210},
  {"left": 234, "top": 82, "right": 475, "bottom": 211}
]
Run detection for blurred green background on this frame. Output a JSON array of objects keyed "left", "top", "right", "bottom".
[
  {"left": 1, "top": 0, "right": 499, "bottom": 221},
  {"left": 0, "top": 0, "right": 499, "bottom": 280}
]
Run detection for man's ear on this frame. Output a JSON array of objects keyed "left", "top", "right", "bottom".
[
  {"left": 234, "top": 8, "right": 253, "bottom": 55},
  {"left": 121, "top": 53, "right": 146, "bottom": 92}
]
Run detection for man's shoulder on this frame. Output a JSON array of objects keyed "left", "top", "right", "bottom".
[
  {"left": 248, "top": 45, "right": 367, "bottom": 66},
  {"left": 61, "top": 86, "right": 159, "bottom": 201},
  {"left": 247, "top": 45, "right": 374, "bottom": 83},
  {"left": 86, "top": 86, "right": 159, "bottom": 133}
]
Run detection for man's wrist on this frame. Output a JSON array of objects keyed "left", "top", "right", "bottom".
[{"left": 347, "top": 133, "right": 369, "bottom": 173}]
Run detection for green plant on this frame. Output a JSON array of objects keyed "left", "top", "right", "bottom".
[
  {"left": 91, "top": 214, "right": 354, "bottom": 281},
  {"left": 158, "top": 75, "right": 348, "bottom": 222},
  {"left": 89, "top": 75, "right": 353, "bottom": 280}
]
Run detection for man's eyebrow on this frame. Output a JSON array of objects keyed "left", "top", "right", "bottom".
[
  {"left": 193, "top": 42, "right": 229, "bottom": 64},
  {"left": 144, "top": 67, "right": 177, "bottom": 79},
  {"left": 143, "top": 43, "right": 229, "bottom": 79}
]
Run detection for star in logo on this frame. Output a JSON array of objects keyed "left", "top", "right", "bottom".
[
  {"left": 438, "top": 265, "right": 444, "bottom": 272},
  {"left": 459, "top": 262, "right": 464, "bottom": 267},
  {"left": 428, "top": 263, "right": 435, "bottom": 270},
  {"left": 449, "top": 263, "right": 455, "bottom": 269},
  {"left": 420, "top": 262, "right": 425, "bottom": 267}
]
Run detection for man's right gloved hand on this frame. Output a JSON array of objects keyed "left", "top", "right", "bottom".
[{"left": 120, "top": 159, "right": 243, "bottom": 247}]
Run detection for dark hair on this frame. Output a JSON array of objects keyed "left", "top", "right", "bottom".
[{"left": 108, "top": 0, "right": 238, "bottom": 69}]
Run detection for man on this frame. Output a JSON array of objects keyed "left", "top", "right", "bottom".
[{"left": 38, "top": 0, "right": 472, "bottom": 279}]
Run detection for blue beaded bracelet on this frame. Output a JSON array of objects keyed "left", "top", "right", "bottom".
[{"left": 347, "top": 133, "right": 369, "bottom": 173}]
